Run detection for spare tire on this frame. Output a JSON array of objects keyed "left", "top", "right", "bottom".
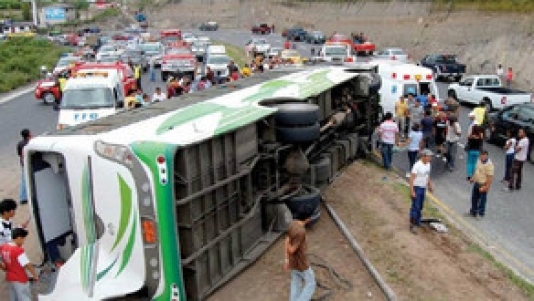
[
  {"left": 274, "top": 103, "right": 319, "bottom": 126},
  {"left": 285, "top": 185, "right": 321, "bottom": 221},
  {"left": 276, "top": 123, "right": 320, "bottom": 144}
]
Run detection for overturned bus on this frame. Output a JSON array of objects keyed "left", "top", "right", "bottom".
[{"left": 24, "top": 66, "right": 381, "bottom": 300}]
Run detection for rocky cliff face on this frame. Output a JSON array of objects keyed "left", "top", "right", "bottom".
[{"left": 149, "top": 0, "right": 534, "bottom": 91}]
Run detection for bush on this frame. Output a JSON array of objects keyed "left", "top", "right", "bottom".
[{"left": 0, "top": 38, "right": 67, "bottom": 92}]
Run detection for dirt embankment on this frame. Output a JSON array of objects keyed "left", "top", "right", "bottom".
[{"left": 148, "top": 0, "right": 534, "bottom": 92}]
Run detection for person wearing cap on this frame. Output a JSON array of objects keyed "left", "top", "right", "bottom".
[
  {"left": 409, "top": 149, "right": 434, "bottom": 234},
  {"left": 469, "top": 150, "right": 494, "bottom": 219}
]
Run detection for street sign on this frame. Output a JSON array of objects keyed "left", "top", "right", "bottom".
[{"left": 44, "top": 7, "right": 66, "bottom": 21}]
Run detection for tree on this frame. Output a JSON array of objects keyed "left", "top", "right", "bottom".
[{"left": 21, "top": 3, "right": 31, "bottom": 21}]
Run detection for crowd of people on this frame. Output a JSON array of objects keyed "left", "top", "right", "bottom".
[{"left": 377, "top": 92, "right": 530, "bottom": 234}]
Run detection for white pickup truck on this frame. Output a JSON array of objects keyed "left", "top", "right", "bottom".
[{"left": 448, "top": 75, "right": 532, "bottom": 111}]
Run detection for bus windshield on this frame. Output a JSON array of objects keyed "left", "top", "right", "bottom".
[{"left": 61, "top": 87, "right": 114, "bottom": 109}]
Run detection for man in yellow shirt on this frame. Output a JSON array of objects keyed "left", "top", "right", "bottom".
[
  {"left": 395, "top": 96, "right": 408, "bottom": 137},
  {"left": 469, "top": 150, "right": 494, "bottom": 219},
  {"left": 472, "top": 103, "right": 486, "bottom": 126},
  {"left": 241, "top": 64, "right": 252, "bottom": 77},
  {"left": 124, "top": 90, "right": 138, "bottom": 109}
]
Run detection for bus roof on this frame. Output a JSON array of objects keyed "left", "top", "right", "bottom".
[{"left": 53, "top": 67, "right": 363, "bottom": 147}]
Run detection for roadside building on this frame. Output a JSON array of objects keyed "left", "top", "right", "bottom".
[{"left": 1, "top": 21, "right": 35, "bottom": 36}]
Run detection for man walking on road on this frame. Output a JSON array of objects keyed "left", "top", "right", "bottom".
[
  {"left": 16, "top": 129, "right": 31, "bottom": 205},
  {"left": 378, "top": 112, "right": 399, "bottom": 170},
  {"left": 505, "top": 128, "right": 530, "bottom": 191},
  {"left": 409, "top": 149, "right": 434, "bottom": 234},
  {"left": 469, "top": 150, "right": 494, "bottom": 219}
]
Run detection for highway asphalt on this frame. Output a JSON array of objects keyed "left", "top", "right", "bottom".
[{"left": 0, "top": 30, "right": 532, "bottom": 284}]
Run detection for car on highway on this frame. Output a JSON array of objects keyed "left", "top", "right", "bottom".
[
  {"left": 53, "top": 56, "right": 83, "bottom": 74},
  {"left": 485, "top": 102, "right": 534, "bottom": 163},
  {"left": 120, "top": 48, "right": 148, "bottom": 71},
  {"left": 305, "top": 31, "right": 326, "bottom": 44},
  {"left": 161, "top": 48, "right": 197, "bottom": 81},
  {"left": 419, "top": 54, "right": 466, "bottom": 81},
  {"left": 285, "top": 26, "right": 307, "bottom": 41},
  {"left": 267, "top": 47, "right": 283, "bottom": 59},
  {"left": 319, "top": 42, "right": 354, "bottom": 64},
  {"left": 191, "top": 40, "right": 211, "bottom": 61},
  {"left": 34, "top": 75, "right": 62, "bottom": 105},
  {"left": 447, "top": 75, "right": 532, "bottom": 111},
  {"left": 182, "top": 32, "right": 197, "bottom": 44},
  {"left": 245, "top": 38, "right": 271, "bottom": 56},
  {"left": 139, "top": 42, "right": 164, "bottom": 67},
  {"left": 374, "top": 47, "right": 409, "bottom": 62},
  {"left": 199, "top": 21, "right": 218, "bottom": 31},
  {"left": 160, "top": 29, "right": 182, "bottom": 45},
  {"left": 251, "top": 23, "right": 272, "bottom": 35},
  {"left": 280, "top": 49, "right": 306, "bottom": 64},
  {"left": 96, "top": 44, "right": 123, "bottom": 61},
  {"left": 204, "top": 54, "right": 232, "bottom": 77}
]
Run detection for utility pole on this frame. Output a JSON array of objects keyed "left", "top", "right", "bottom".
[{"left": 31, "top": 0, "right": 38, "bottom": 26}]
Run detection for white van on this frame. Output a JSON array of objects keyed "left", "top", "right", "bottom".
[
  {"left": 320, "top": 42, "right": 355, "bottom": 64},
  {"left": 370, "top": 60, "right": 440, "bottom": 116},
  {"left": 56, "top": 70, "right": 125, "bottom": 130}
]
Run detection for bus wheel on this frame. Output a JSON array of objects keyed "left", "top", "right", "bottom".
[
  {"left": 274, "top": 103, "right": 319, "bottom": 126},
  {"left": 285, "top": 185, "right": 321, "bottom": 221},
  {"left": 276, "top": 123, "right": 320, "bottom": 144}
]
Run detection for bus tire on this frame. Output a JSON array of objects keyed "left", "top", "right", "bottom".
[
  {"left": 285, "top": 185, "right": 321, "bottom": 220},
  {"left": 276, "top": 123, "right": 320, "bottom": 144},
  {"left": 274, "top": 103, "right": 319, "bottom": 126}
]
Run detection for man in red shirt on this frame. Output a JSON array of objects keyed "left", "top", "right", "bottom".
[{"left": 0, "top": 228, "right": 39, "bottom": 301}]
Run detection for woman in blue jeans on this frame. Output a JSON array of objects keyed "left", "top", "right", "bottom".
[
  {"left": 285, "top": 220, "right": 316, "bottom": 301},
  {"left": 466, "top": 125, "right": 483, "bottom": 180}
]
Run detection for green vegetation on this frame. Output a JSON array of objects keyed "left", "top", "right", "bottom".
[
  {"left": 0, "top": 38, "right": 67, "bottom": 92},
  {"left": 215, "top": 41, "right": 248, "bottom": 68}
]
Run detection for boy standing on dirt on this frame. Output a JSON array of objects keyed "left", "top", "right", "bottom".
[
  {"left": 0, "top": 228, "right": 39, "bottom": 301},
  {"left": 285, "top": 220, "right": 316, "bottom": 301},
  {"left": 409, "top": 149, "right": 434, "bottom": 234}
]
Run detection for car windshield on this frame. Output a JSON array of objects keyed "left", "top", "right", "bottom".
[
  {"left": 283, "top": 50, "right": 299, "bottom": 57},
  {"left": 100, "top": 45, "right": 115, "bottom": 52},
  {"left": 166, "top": 48, "right": 190, "bottom": 55},
  {"left": 255, "top": 39, "right": 268, "bottom": 45},
  {"left": 325, "top": 46, "right": 347, "bottom": 55},
  {"left": 162, "top": 36, "right": 179, "bottom": 43},
  {"left": 312, "top": 31, "right": 323, "bottom": 36},
  {"left": 57, "top": 57, "right": 80, "bottom": 67},
  {"left": 99, "top": 55, "right": 121, "bottom": 63},
  {"left": 438, "top": 55, "right": 457, "bottom": 63},
  {"left": 391, "top": 49, "right": 406, "bottom": 55},
  {"left": 207, "top": 55, "right": 230, "bottom": 65},
  {"left": 61, "top": 88, "right": 114, "bottom": 109},
  {"left": 123, "top": 50, "right": 142, "bottom": 57},
  {"left": 140, "top": 44, "right": 160, "bottom": 52}
]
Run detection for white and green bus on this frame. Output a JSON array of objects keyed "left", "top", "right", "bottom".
[{"left": 24, "top": 66, "right": 381, "bottom": 300}]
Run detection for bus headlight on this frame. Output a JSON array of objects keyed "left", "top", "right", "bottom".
[{"left": 94, "top": 140, "right": 134, "bottom": 167}]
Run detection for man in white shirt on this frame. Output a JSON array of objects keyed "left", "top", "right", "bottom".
[
  {"left": 409, "top": 149, "right": 434, "bottom": 234},
  {"left": 151, "top": 87, "right": 167, "bottom": 103},
  {"left": 507, "top": 128, "right": 530, "bottom": 191},
  {"left": 378, "top": 112, "right": 399, "bottom": 170}
]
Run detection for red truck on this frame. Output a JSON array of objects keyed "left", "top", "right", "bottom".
[
  {"left": 160, "top": 47, "right": 197, "bottom": 81},
  {"left": 160, "top": 29, "right": 182, "bottom": 45},
  {"left": 251, "top": 23, "right": 272, "bottom": 35},
  {"left": 328, "top": 33, "right": 376, "bottom": 55}
]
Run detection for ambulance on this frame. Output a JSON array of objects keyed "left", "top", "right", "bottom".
[
  {"left": 56, "top": 70, "right": 125, "bottom": 130},
  {"left": 370, "top": 60, "right": 440, "bottom": 117}
]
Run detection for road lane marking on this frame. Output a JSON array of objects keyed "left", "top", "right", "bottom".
[{"left": 0, "top": 86, "right": 34, "bottom": 105}]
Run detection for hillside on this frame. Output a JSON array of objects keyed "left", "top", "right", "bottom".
[{"left": 145, "top": 0, "right": 534, "bottom": 92}]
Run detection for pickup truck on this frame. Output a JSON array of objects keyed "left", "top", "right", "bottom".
[
  {"left": 420, "top": 54, "right": 466, "bottom": 81},
  {"left": 251, "top": 23, "right": 272, "bottom": 35},
  {"left": 448, "top": 75, "right": 532, "bottom": 111}
]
